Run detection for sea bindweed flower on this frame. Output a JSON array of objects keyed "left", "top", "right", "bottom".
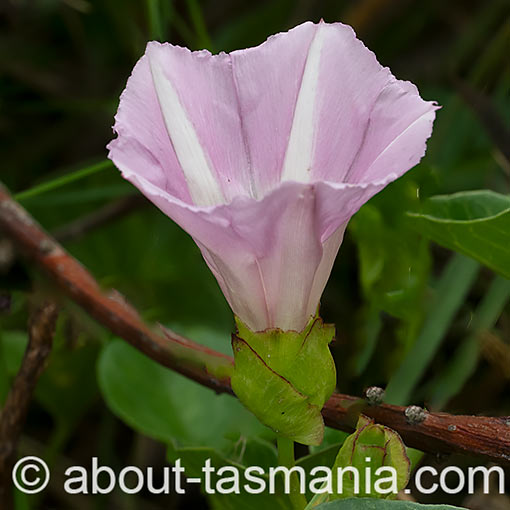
[
  {"left": 108, "top": 20, "right": 438, "bottom": 445},
  {"left": 107, "top": 21, "right": 437, "bottom": 335}
]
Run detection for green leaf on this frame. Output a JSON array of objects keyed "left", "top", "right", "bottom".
[
  {"left": 408, "top": 190, "right": 510, "bottom": 278},
  {"left": 385, "top": 253, "right": 479, "bottom": 405},
  {"left": 331, "top": 417, "right": 410, "bottom": 500},
  {"left": 351, "top": 174, "right": 433, "bottom": 317},
  {"left": 349, "top": 177, "right": 432, "bottom": 375},
  {"left": 167, "top": 441, "right": 293, "bottom": 510},
  {"left": 316, "top": 498, "right": 466, "bottom": 509},
  {"left": 228, "top": 436, "right": 278, "bottom": 471},
  {"left": 98, "top": 339, "right": 265, "bottom": 448},
  {"left": 425, "top": 275, "right": 510, "bottom": 408}
]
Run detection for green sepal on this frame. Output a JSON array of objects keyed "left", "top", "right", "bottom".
[
  {"left": 231, "top": 316, "right": 336, "bottom": 446},
  {"left": 331, "top": 416, "right": 410, "bottom": 500}
]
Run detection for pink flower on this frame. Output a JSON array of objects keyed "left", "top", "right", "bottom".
[{"left": 107, "top": 21, "right": 438, "bottom": 333}]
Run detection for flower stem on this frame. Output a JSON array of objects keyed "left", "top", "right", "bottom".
[{"left": 277, "top": 437, "right": 308, "bottom": 509}]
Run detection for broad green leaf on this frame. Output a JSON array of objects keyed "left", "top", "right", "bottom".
[
  {"left": 228, "top": 436, "right": 278, "bottom": 471},
  {"left": 316, "top": 498, "right": 466, "bottom": 509},
  {"left": 408, "top": 190, "right": 510, "bottom": 278},
  {"left": 98, "top": 339, "right": 265, "bottom": 448}
]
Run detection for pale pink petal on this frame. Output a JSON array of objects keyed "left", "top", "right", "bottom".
[
  {"left": 108, "top": 42, "right": 253, "bottom": 207},
  {"left": 308, "top": 22, "right": 393, "bottom": 183},
  {"left": 275, "top": 22, "right": 438, "bottom": 186},
  {"left": 107, "top": 55, "right": 192, "bottom": 203},
  {"left": 196, "top": 185, "right": 324, "bottom": 331},
  {"left": 343, "top": 80, "right": 438, "bottom": 184},
  {"left": 305, "top": 224, "right": 347, "bottom": 317},
  {"left": 230, "top": 21, "right": 437, "bottom": 192},
  {"left": 144, "top": 43, "right": 252, "bottom": 204},
  {"left": 230, "top": 22, "right": 317, "bottom": 197},
  {"left": 116, "top": 167, "right": 379, "bottom": 331}
]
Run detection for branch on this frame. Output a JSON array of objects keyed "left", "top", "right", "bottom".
[
  {"left": 1, "top": 182, "right": 509, "bottom": 464},
  {"left": 0, "top": 301, "right": 58, "bottom": 508}
]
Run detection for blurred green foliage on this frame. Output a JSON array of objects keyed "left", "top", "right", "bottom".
[{"left": 1, "top": 0, "right": 510, "bottom": 508}]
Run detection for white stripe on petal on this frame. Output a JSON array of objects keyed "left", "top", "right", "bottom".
[
  {"left": 281, "top": 24, "right": 325, "bottom": 184},
  {"left": 148, "top": 53, "right": 225, "bottom": 207}
]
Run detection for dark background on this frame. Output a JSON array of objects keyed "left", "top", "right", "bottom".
[{"left": 1, "top": 0, "right": 509, "bottom": 508}]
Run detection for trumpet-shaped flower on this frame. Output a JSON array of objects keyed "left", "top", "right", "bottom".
[{"left": 107, "top": 21, "right": 437, "bottom": 333}]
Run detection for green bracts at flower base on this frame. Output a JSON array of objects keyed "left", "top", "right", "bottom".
[
  {"left": 231, "top": 316, "right": 336, "bottom": 446},
  {"left": 331, "top": 416, "right": 410, "bottom": 500}
]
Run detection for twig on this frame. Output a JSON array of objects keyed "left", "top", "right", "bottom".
[
  {"left": 323, "top": 394, "right": 510, "bottom": 462},
  {"left": 1, "top": 182, "right": 509, "bottom": 463},
  {"left": 0, "top": 301, "right": 58, "bottom": 508}
]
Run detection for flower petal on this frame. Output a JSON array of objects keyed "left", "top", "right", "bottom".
[
  {"left": 280, "top": 23, "right": 326, "bottom": 184},
  {"left": 343, "top": 80, "right": 438, "bottom": 184},
  {"left": 197, "top": 183, "right": 326, "bottom": 332},
  {"left": 146, "top": 44, "right": 226, "bottom": 206},
  {"left": 230, "top": 21, "right": 436, "bottom": 191},
  {"left": 117, "top": 165, "right": 386, "bottom": 330},
  {"left": 108, "top": 21, "right": 439, "bottom": 332},
  {"left": 308, "top": 24, "right": 438, "bottom": 185},
  {"left": 109, "top": 43, "right": 253, "bottom": 206},
  {"left": 230, "top": 22, "right": 317, "bottom": 196},
  {"left": 107, "top": 55, "right": 193, "bottom": 204}
]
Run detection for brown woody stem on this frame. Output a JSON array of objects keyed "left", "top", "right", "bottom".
[{"left": 0, "top": 301, "right": 58, "bottom": 508}]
